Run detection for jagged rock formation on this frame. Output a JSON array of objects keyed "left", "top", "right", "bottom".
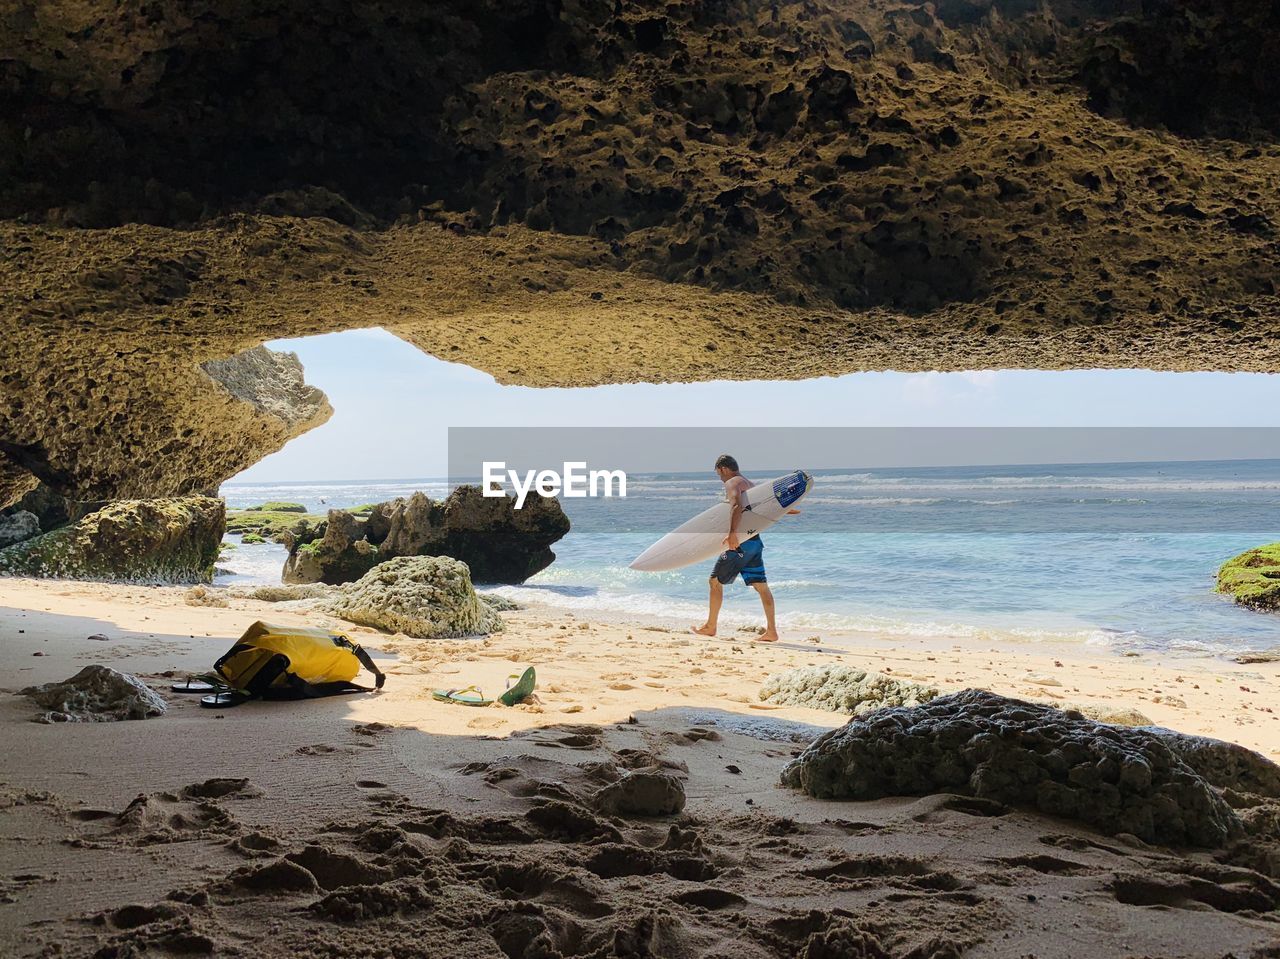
[
  {"left": 0, "top": 338, "right": 330, "bottom": 507},
  {"left": 326, "top": 555, "right": 504, "bottom": 639},
  {"left": 283, "top": 488, "right": 570, "bottom": 585},
  {"left": 284, "top": 509, "right": 380, "bottom": 585},
  {"left": 0, "top": 495, "right": 224, "bottom": 583},
  {"left": 760, "top": 664, "right": 940, "bottom": 716},
  {"left": 2, "top": 1, "right": 1279, "bottom": 505},
  {"left": 780, "top": 690, "right": 1280, "bottom": 848},
  {"left": 1217, "top": 543, "right": 1280, "bottom": 612}
]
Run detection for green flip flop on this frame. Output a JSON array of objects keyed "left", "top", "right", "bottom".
[
  {"left": 499, "top": 667, "right": 536, "bottom": 707},
  {"left": 431, "top": 685, "right": 493, "bottom": 707}
]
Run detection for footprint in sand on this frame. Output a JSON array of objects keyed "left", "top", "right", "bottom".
[{"left": 296, "top": 744, "right": 343, "bottom": 756}]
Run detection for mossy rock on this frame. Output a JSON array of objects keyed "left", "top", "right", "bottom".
[
  {"left": 327, "top": 555, "right": 503, "bottom": 638},
  {"left": 0, "top": 496, "right": 224, "bottom": 584},
  {"left": 1217, "top": 543, "right": 1280, "bottom": 612},
  {"left": 225, "top": 509, "right": 326, "bottom": 538},
  {"left": 240, "top": 532, "right": 266, "bottom": 544},
  {"left": 248, "top": 501, "right": 308, "bottom": 513}
]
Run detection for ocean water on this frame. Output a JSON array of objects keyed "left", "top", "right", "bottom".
[{"left": 220, "top": 460, "right": 1280, "bottom": 654}]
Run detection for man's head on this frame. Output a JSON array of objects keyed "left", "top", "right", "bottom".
[{"left": 714, "top": 453, "right": 739, "bottom": 480}]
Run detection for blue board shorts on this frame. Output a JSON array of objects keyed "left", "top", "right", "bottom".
[{"left": 711, "top": 535, "right": 766, "bottom": 586}]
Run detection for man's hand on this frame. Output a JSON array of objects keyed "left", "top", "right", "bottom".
[
  {"left": 786, "top": 508, "right": 802, "bottom": 515},
  {"left": 723, "top": 532, "right": 740, "bottom": 549}
]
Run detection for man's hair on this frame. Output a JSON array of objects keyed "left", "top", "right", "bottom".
[{"left": 714, "top": 454, "right": 739, "bottom": 472}]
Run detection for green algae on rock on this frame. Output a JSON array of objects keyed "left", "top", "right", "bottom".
[
  {"left": 1217, "top": 543, "right": 1280, "bottom": 612},
  {"left": 225, "top": 509, "right": 326, "bottom": 542},
  {"left": 248, "top": 502, "right": 308, "bottom": 513},
  {"left": 326, "top": 555, "right": 504, "bottom": 639},
  {"left": 0, "top": 496, "right": 224, "bottom": 584}
]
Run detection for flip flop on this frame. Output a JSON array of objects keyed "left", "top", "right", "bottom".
[
  {"left": 431, "top": 685, "right": 492, "bottom": 707},
  {"left": 499, "top": 667, "right": 536, "bottom": 707},
  {"left": 171, "top": 679, "right": 217, "bottom": 694},
  {"left": 200, "top": 690, "right": 251, "bottom": 709}
]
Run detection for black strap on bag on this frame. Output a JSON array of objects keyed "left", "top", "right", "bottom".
[{"left": 279, "top": 644, "right": 387, "bottom": 700}]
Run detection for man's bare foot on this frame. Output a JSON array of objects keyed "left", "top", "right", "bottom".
[
  {"left": 754, "top": 630, "right": 780, "bottom": 643},
  {"left": 690, "top": 624, "right": 717, "bottom": 637}
]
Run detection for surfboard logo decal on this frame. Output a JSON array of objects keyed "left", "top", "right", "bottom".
[{"left": 773, "top": 470, "right": 809, "bottom": 509}]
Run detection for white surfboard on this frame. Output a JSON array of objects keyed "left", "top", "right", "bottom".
[{"left": 629, "top": 470, "right": 814, "bottom": 572}]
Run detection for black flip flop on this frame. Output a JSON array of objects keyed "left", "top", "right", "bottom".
[
  {"left": 172, "top": 679, "right": 217, "bottom": 694},
  {"left": 200, "top": 691, "right": 251, "bottom": 709}
]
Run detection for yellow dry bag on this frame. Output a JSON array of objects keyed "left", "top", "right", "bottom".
[{"left": 213, "top": 621, "right": 385, "bottom": 700}]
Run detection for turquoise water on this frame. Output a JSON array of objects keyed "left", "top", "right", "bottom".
[{"left": 221, "top": 459, "right": 1280, "bottom": 654}]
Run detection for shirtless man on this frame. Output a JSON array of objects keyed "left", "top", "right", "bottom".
[{"left": 691, "top": 454, "right": 795, "bottom": 642}]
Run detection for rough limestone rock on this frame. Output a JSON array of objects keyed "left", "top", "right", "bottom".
[
  {"left": 0, "top": 510, "right": 40, "bottom": 549},
  {"left": 1235, "top": 648, "right": 1280, "bottom": 665},
  {"left": 781, "top": 690, "right": 1246, "bottom": 847},
  {"left": 3, "top": 1, "right": 1279, "bottom": 506},
  {"left": 1217, "top": 543, "right": 1280, "bottom": 612},
  {"left": 5, "top": 483, "right": 76, "bottom": 533},
  {"left": 283, "top": 509, "right": 380, "bottom": 585},
  {"left": 183, "top": 584, "right": 228, "bottom": 608},
  {"left": 1059, "top": 703, "right": 1153, "bottom": 728},
  {"left": 22, "top": 665, "right": 167, "bottom": 724},
  {"left": 592, "top": 772, "right": 687, "bottom": 817},
  {"left": 760, "top": 665, "right": 939, "bottom": 716},
  {"left": 0, "top": 340, "right": 330, "bottom": 508},
  {"left": 284, "top": 488, "right": 570, "bottom": 585},
  {"left": 1145, "top": 729, "right": 1280, "bottom": 800},
  {"left": 0, "top": 496, "right": 224, "bottom": 584},
  {"left": 248, "top": 583, "right": 334, "bottom": 602},
  {"left": 326, "top": 555, "right": 504, "bottom": 639},
  {"left": 0, "top": 459, "right": 39, "bottom": 515}
]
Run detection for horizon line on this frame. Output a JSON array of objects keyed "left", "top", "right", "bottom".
[{"left": 223, "top": 454, "right": 1280, "bottom": 486}]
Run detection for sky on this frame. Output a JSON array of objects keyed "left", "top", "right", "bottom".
[{"left": 228, "top": 328, "right": 1280, "bottom": 482}]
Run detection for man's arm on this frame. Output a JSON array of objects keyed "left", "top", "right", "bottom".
[{"left": 724, "top": 478, "right": 746, "bottom": 548}]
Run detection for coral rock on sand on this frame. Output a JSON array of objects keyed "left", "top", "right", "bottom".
[
  {"left": 326, "top": 555, "right": 503, "bottom": 639},
  {"left": 1235, "top": 648, "right": 1280, "bottom": 664},
  {"left": 284, "top": 488, "right": 570, "bottom": 586},
  {"left": 760, "top": 664, "right": 939, "bottom": 716},
  {"left": 1217, "top": 543, "right": 1280, "bottom": 612},
  {"left": 0, "top": 510, "right": 40, "bottom": 549},
  {"left": 183, "top": 585, "right": 228, "bottom": 608},
  {"left": 781, "top": 690, "right": 1268, "bottom": 848},
  {"left": 248, "top": 583, "right": 334, "bottom": 602},
  {"left": 0, "top": 496, "right": 224, "bottom": 584},
  {"left": 1058, "top": 703, "right": 1153, "bottom": 727},
  {"left": 1145, "top": 728, "right": 1280, "bottom": 799},
  {"left": 592, "top": 772, "right": 687, "bottom": 817},
  {"left": 22, "top": 665, "right": 167, "bottom": 724}
]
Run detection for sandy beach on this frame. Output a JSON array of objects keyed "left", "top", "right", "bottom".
[{"left": 2, "top": 576, "right": 1278, "bottom": 957}]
